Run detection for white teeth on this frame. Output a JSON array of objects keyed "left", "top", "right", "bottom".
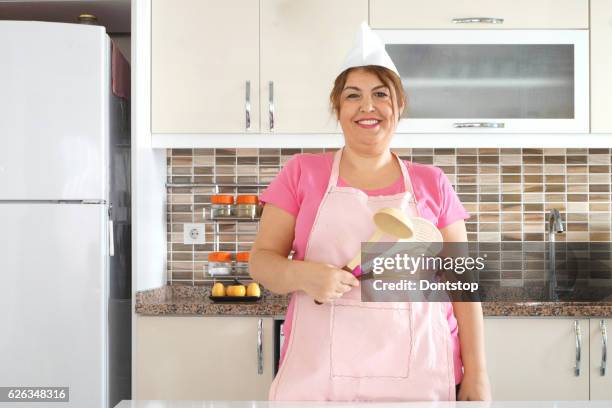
[{"left": 357, "top": 120, "right": 379, "bottom": 125}]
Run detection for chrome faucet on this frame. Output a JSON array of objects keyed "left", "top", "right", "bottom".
[
  {"left": 547, "top": 209, "right": 565, "bottom": 300},
  {"left": 549, "top": 209, "right": 565, "bottom": 235}
]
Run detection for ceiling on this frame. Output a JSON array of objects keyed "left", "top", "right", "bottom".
[{"left": 0, "top": 0, "right": 130, "bottom": 33}]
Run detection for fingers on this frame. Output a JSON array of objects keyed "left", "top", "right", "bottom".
[
  {"left": 321, "top": 282, "right": 356, "bottom": 303},
  {"left": 344, "top": 276, "right": 360, "bottom": 287},
  {"left": 327, "top": 287, "right": 348, "bottom": 299},
  {"left": 340, "top": 272, "right": 360, "bottom": 287},
  {"left": 337, "top": 282, "right": 354, "bottom": 293},
  {"left": 314, "top": 284, "right": 352, "bottom": 304},
  {"left": 312, "top": 265, "right": 361, "bottom": 304}
]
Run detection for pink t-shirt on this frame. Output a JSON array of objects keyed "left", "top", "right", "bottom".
[{"left": 260, "top": 152, "right": 470, "bottom": 384}]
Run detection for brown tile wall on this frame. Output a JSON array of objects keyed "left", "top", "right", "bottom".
[{"left": 166, "top": 148, "right": 612, "bottom": 285}]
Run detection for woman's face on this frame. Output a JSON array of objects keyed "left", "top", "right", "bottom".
[{"left": 338, "top": 68, "right": 403, "bottom": 154}]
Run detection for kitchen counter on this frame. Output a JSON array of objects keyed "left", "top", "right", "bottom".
[
  {"left": 135, "top": 285, "right": 289, "bottom": 317},
  {"left": 115, "top": 401, "right": 612, "bottom": 408},
  {"left": 135, "top": 285, "right": 612, "bottom": 317}
]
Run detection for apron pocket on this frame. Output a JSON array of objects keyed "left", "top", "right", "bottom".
[{"left": 330, "top": 301, "right": 413, "bottom": 379}]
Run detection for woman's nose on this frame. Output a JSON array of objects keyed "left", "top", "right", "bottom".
[{"left": 360, "top": 96, "right": 375, "bottom": 112}]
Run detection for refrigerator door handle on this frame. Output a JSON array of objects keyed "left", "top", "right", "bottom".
[{"left": 108, "top": 205, "right": 114, "bottom": 257}]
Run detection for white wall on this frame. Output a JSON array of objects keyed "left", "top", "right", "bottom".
[
  {"left": 132, "top": 0, "right": 167, "bottom": 398},
  {"left": 132, "top": 0, "right": 166, "bottom": 292}
]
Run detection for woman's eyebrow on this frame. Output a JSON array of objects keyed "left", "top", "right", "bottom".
[{"left": 342, "top": 84, "right": 389, "bottom": 92}]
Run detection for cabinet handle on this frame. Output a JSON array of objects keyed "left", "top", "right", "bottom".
[
  {"left": 453, "top": 122, "right": 505, "bottom": 129},
  {"left": 257, "top": 318, "right": 263, "bottom": 375},
  {"left": 268, "top": 81, "right": 275, "bottom": 131},
  {"left": 601, "top": 320, "right": 608, "bottom": 376},
  {"left": 108, "top": 204, "right": 114, "bottom": 257},
  {"left": 452, "top": 17, "right": 504, "bottom": 24},
  {"left": 574, "top": 320, "right": 582, "bottom": 377},
  {"left": 245, "top": 80, "right": 251, "bottom": 131}
]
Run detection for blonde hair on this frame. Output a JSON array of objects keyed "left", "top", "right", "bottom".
[{"left": 329, "top": 65, "right": 407, "bottom": 121}]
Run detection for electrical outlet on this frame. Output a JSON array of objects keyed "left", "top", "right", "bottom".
[{"left": 183, "top": 223, "right": 205, "bottom": 244}]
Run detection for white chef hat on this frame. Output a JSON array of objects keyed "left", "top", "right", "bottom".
[{"left": 339, "top": 21, "right": 400, "bottom": 77}]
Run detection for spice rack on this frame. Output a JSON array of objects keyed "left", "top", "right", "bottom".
[{"left": 166, "top": 182, "right": 267, "bottom": 285}]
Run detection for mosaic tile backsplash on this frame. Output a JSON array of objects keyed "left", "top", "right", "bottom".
[{"left": 166, "top": 148, "right": 612, "bottom": 286}]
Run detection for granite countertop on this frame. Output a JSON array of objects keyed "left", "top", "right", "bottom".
[
  {"left": 135, "top": 285, "right": 612, "bottom": 317},
  {"left": 115, "top": 400, "right": 612, "bottom": 408},
  {"left": 135, "top": 285, "right": 290, "bottom": 317}
]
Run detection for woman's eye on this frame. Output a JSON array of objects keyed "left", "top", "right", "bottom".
[
  {"left": 375, "top": 92, "right": 389, "bottom": 98},
  {"left": 347, "top": 93, "right": 359, "bottom": 99}
]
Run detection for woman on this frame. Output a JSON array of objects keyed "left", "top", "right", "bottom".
[{"left": 249, "top": 23, "right": 491, "bottom": 401}]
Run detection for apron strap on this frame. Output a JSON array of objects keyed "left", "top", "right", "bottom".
[
  {"left": 328, "top": 148, "right": 416, "bottom": 200},
  {"left": 326, "top": 149, "right": 343, "bottom": 192}
]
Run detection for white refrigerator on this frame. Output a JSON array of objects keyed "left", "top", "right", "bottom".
[{"left": 0, "top": 21, "right": 131, "bottom": 408}]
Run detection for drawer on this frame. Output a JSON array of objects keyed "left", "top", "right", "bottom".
[{"left": 370, "top": 0, "right": 588, "bottom": 29}]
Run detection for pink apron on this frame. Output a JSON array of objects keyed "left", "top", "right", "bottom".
[{"left": 268, "top": 149, "right": 456, "bottom": 401}]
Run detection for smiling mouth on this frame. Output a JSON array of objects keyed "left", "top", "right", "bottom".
[{"left": 355, "top": 119, "right": 382, "bottom": 128}]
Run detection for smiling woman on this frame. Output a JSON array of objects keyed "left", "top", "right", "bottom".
[
  {"left": 248, "top": 22, "right": 490, "bottom": 402},
  {"left": 330, "top": 66, "right": 406, "bottom": 157}
]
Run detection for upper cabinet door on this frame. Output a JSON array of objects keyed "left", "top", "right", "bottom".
[
  {"left": 152, "top": 0, "right": 259, "bottom": 133},
  {"left": 260, "top": 0, "right": 368, "bottom": 134},
  {"left": 380, "top": 30, "right": 589, "bottom": 134},
  {"left": 590, "top": 0, "right": 612, "bottom": 133},
  {"left": 370, "top": 0, "right": 588, "bottom": 29}
]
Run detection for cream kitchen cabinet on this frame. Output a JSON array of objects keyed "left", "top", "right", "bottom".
[
  {"left": 590, "top": 318, "right": 611, "bottom": 400},
  {"left": 151, "top": 0, "right": 366, "bottom": 135},
  {"left": 590, "top": 0, "right": 612, "bottom": 132},
  {"left": 135, "top": 316, "right": 274, "bottom": 400},
  {"left": 370, "top": 0, "right": 588, "bottom": 29},
  {"left": 484, "top": 318, "right": 590, "bottom": 400},
  {"left": 151, "top": 0, "right": 260, "bottom": 133},
  {"left": 259, "top": 0, "right": 366, "bottom": 133}
]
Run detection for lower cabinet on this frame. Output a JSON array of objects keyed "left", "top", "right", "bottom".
[
  {"left": 485, "top": 318, "right": 611, "bottom": 401},
  {"left": 590, "top": 318, "right": 611, "bottom": 400},
  {"left": 485, "top": 318, "right": 589, "bottom": 400},
  {"left": 135, "top": 315, "right": 610, "bottom": 401},
  {"left": 135, "top": 316, "right": 274, "bottom": 400}
]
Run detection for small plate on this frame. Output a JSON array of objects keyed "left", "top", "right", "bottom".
[{"left": 209, "top": 296, "right": 261, "bottom": 303}]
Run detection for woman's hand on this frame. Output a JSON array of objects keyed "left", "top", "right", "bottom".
[
  {"left": 298, "top": 261, "right": 360, "bottom": 303},
  {"left": 250, "top": 205, "right": 360, "bottom": 300},
  {"left": 457, "top": 370, "right": 492, "bottom": 401}
]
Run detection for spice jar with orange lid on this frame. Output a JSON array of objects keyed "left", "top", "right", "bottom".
[
  {"left": 235, "top": 195, "right": 260, "bottom": 219},
  {"left": 235, "top": 251, "right": 250, "bottom": 276},
  {"left": 210, "top": 194, "right": 235, "bottom": 218},
  {"left": 207, "top": 251, "right": 232, "bottom": 276}
]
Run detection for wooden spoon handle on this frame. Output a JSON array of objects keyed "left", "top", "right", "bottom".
[{"left": 345, "top": 229, "right": 383, "bottom": 270}]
